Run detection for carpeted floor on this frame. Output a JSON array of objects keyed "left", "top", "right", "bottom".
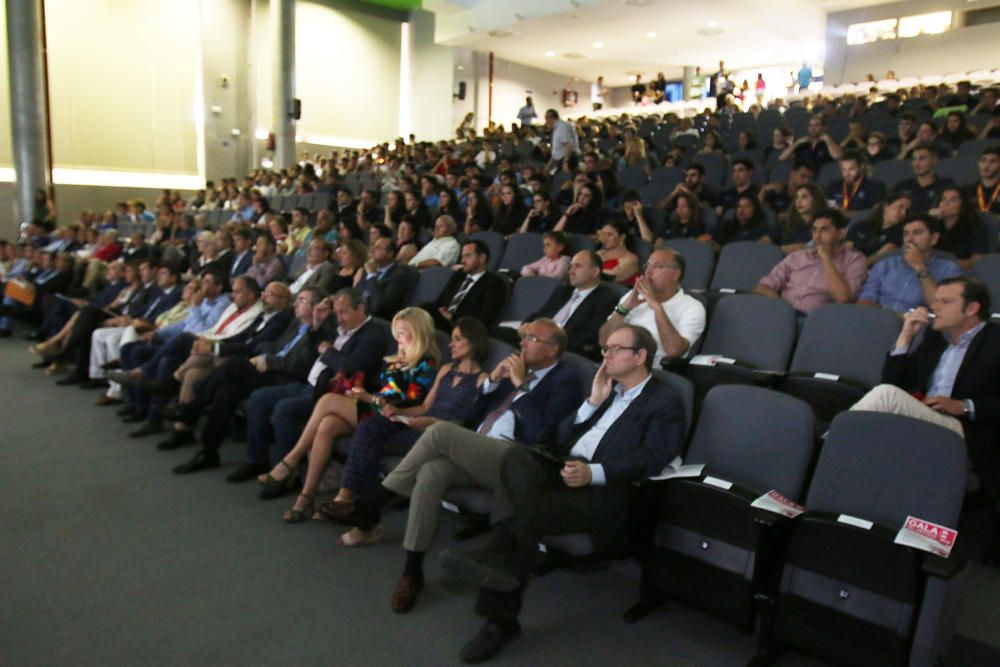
[{"left": 2, "top": 334, "right": 999, "bottom": 666}]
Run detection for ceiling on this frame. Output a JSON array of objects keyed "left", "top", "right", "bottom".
[{"left": 424, "top": 0, "right": 895, "bottom": 86}]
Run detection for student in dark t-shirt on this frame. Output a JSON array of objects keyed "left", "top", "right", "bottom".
[
  {"left": 829, "top": 151, "right": 887, "bottom": 212},
  {"left": 779, "top": 115, "right": 843, "bottom": 167},
  {"left": 892, "top": 144, "right": 954, "bottom": 214},
  {"left": 846, "top": 192, "right": 911, "bottom": 266},
  {"left": 712, "top": 193, "right": 770, "bottom": 250},
  {"left": 933, "top": 185, "right": 991, "bottom": 270}
]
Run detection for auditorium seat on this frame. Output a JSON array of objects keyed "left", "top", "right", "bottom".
[
  {"left": 709, "top": 241, "right": 784, "bottom": 294},
  {"left": 685, "top": 294, "right": 797, "bottom": 406},
  {"left": 405, "top": 266, "right": 453, "bottom": 306},
  {"left": 498, "top": 232, "right": 544, "bottom": 273},
  {"left": 874, "top": 160, "right": 915, "bottom": 190},
  {"left": 661, "top": 238, "right": 715, "bottom": 291},
  {"left": 752, "top": 411, "right": 968, "bottom": 667},
  {"left": 629, "top": 385, "right": 815, "bottom": 629},
  {"left": 971, "top": 253, "right": 1000, "bottom": 320},
  {"left": 469, "top": 231, "right": 505, "bottom": 271},
  {"left": 780, "top": 303, "right": 901, "bottom": 424},
  {"left": 497, "top": 275, "right": 562, "bottom": 323}
]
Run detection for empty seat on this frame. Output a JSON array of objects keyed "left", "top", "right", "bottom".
[
  {"left": 754, "top": 411, "right": 968, "bottom": 667},
  {"left": 874, "top": 161, "right": 915, "bottom": 190},
  {"left": 781, "top": 303, "right": 901, "bottom": 423},
  {"left": 566, "top": 233, "right": 597, "bottom": 255},
  {"left": 631, "top": 385, "right": 815, "bottom": 629},
  {"left": 662, "top": 238, "right": 715, "bottom": 291},
  {"left": 938, "top": 157, "right": 980, "bottom": 187},
  {"left": 497, "top": 275, "right": 562, "bottom": 323},
  {"left": 649, "top": 166, "right": 684, "bottom": 187},
  {"left": 971, "top": 253, "right": 1000, "bottom": 320},
  {"left": 406, "top": 266, "right": 454, "bottom": 306},
  {"left": 619, "top": 165, "right": 649, "bottom": 190},
  {"left": 956, "top": 139, "right": 992, "bottom": 159},
  {"left": 709, "top": 241, "right": 784, "bottom": 293},
  {"left": 685, "top": 295, "right": 797, "bottom": 405},
  {"left": 498, "top": 232, "right": 544, "bottom": 273}
]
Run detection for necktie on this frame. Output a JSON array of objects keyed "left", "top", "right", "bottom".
[
  {"left": 448, "top": 276, "right": 475, "bottom": 314},
  {"left": 276, "top": 323, "right": 309, "bottom": 357},
  {"left": 553, "top": 291, "right": 581, "bottom": 327},
  {"left": 142, "top": 295, "right": 163, "bottom": 320},
  {"left": 478, "top": 373, "right": 536, "bottom": 435}
]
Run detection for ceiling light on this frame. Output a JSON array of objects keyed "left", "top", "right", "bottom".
[
  {"left": 544, "top": 50, "right": 555, "bottom": 57},
  {"left": 593, "top": 41, "right": 603, "bottom": 48},
  {"left": 707, "top": 20, "right": 719, "bottom": 28},
  {"left": 646, "top": 31, "right": 657, "bottom": 38}
]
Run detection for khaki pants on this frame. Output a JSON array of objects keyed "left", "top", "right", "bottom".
[
  {"left": 850, "top": 384, "right": 965, "bottom": 439},
  {"left": 174, "top": 354, "right": 225, "bottom": 404},
  {"left": 381, "top": 422, "right": 514, "bottom": 552}
]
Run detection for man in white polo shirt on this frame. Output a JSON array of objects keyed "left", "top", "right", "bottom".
[{"left": 599, "top": 248, "right": 705, "bottom": 365}]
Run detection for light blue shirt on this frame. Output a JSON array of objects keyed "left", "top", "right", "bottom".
[
  {"left": 859, "top": 254, "right": 963, "bottom": 313},
  {"left": 480, "top": 362, "right": 557, "bottom": 440},
  {"left": 157, "top": 294, "right": 232, "bottom": 340},
  {"left": 927, "top": 322, "right": 987, "bottom": 401},
  {"left": 571, "top": 374, "right": 653, "bottom": 486}
]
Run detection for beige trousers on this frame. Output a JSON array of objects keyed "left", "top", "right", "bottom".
[{"left": 850, "top": 384, "right": 965, "bottom": 439}]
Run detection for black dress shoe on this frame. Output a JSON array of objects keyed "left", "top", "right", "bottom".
[
  {"left": 156, "top": 429, "right": 196, "bottom": 451},
  {"left": 173, "top": 450, "right": 220, "bottom": 474},
  {"left": 79, "top": 379, "right": 109, "bottom": 390},
  {"left": 460, "top": 621, "right": 521, "bottom": 664},
  {"left": 100, "top": 360, "right": 121, "bottom": 371},
  {"left": 441, "top": 548, "right": 521, "bottom": 593},
  {"left": 160, "top": 402, "right": 200, "bottom": 424},
  {"left": 129, "top": 421, "right": 165, "bottom": 438},
  {"left": 226, "top": 463, "right": 269, "bottom": 483},
  {"left": 122, "top": 412, "right": 145, "bottom": 423},
  {"left": 31, "top": 360, "right": 50, "bottom": 369},
  {"left": 107, "top": 370, "right": 142, "bottom": 386},
  {"left": 56, "top": 374, "right": 86, "bottom": 386},
  {"left": 117, "top": 405, "right": 137, "bottom": 417}
]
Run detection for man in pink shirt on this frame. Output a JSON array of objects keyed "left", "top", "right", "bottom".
[{"left": 754, "top": 209, "right": 867, "bottom": 313}]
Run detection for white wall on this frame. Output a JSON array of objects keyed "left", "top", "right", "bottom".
[
  {"left": 458, "top": 53, "right": 591, "bottom": 132},
  {"left": 825, "top": 0, "right": 1000, "bottom": 84},
  {"left": 407, "top": 9, "right": 455, "bottom": 142}
]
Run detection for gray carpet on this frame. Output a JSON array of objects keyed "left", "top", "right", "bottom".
[{"left": 1, "top": 334, "right": 998, "bottom": 666}]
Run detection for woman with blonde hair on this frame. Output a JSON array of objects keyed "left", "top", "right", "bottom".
[{"left": 259, "top": 307, "right": 440, "bottom": 523}]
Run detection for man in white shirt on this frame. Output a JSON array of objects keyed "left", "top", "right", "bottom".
[
  {"left": 600, "top": 248, "right": 706, "bottom": 365},
  {"left": 590, "top": 76, "right": 608, "bottom": 111},
  {"left": 409, "top": 215, "right": 462, "bottom": 269},
  {"left": 545, "top": 109, "right": 580, "bottom": 171}
]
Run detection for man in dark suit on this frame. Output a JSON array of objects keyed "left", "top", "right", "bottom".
[
  {"left": 496, "top": 250, "right": 619, "bottom": 360},
  {"left": 424, "top": 240, "right": 508, "bottom": 330},
  {"left": 228, "top": 228, "right": 255, "bottom": 280},
  {"left": 171, "top": 285, "right": 338, "bottom": 474},
  {"left": 225, "top": 287, "right": 392, "bottom": 484},
  {"left": 322, "top": 318, "right": 584, "bottom": 613},
  {"left": 441, "top": 324, "right": 686, "bottom": 662},
  {"left": 357, "top": 236, "right": 410, "bottom": 319},
  {"left": 853, "top": 277, "right": 1000, "bottom": 501}
]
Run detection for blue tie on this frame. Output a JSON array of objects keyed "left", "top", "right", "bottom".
[
  {"left": 143, "top": 295, "right": 163, "bottom": 320},
  {"left": 276, "top": 323, "right": 309, "bottom": 357}
]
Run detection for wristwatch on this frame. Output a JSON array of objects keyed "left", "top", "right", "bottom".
[
  {"left": 916, "top": 269, "right": 931, "bottom": 279},
  {"left": 962, "top": 399, "right": 974, "bottom": 418}
]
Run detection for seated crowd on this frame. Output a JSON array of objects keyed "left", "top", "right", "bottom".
[{"left": 1, "top": 78, "right": 999, "bottom": 663}]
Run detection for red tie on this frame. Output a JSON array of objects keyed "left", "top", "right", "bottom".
[{"left": 214, "top": 307, "right": 248, "bottom": 335}]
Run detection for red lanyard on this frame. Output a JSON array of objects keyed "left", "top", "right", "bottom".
[
  {"left": 842, "top": 179, "right": 862, "bottom": 209},
  {"left": 977, "top": 182, "right": 1000, "bottom": 212}
]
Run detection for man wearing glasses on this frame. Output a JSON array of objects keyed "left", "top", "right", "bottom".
[
  {"left": 323, "top": 318, "right": 583, "bottom": 612},
  {"left": 441, "top": 324, "right": 686, "bottom": 662},
  {"left": 600, "top": 248, "right": 706, "bottom": 365}
]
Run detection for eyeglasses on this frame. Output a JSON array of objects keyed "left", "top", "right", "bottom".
[
  {"left": 520, "top": 333, "right": 557, "bottom": 345},
  {"left": 601, "top": 344, "right": 638, "bottom": 356}
]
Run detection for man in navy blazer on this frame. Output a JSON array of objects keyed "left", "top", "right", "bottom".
[
  {"left": 320, "top": 318, "right": 584, "bottom": 613},
  {"left": 441, "top": 324, "right": 686, "bottom": 662}
]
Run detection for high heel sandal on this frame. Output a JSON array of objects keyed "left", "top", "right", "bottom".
[
  {"left": 283, "top": 493, "right": 315, "bottom": 524},
  {"left": 258, "top": 459, "right": 298, "bottom": 490}
]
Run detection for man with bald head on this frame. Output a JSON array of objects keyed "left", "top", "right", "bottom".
[{"left": 599, "top": 248, "right": 706, "bottom": 365}]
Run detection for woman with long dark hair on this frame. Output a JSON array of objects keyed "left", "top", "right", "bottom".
[
  {"left": 846, "top": 193, "right": 911, "bottom": 266},
  {"left": 933, "top": 185, "right": 990, "bottom": 270},
  {"left": 554, "top": 182, "right": 604, "bottom": 235}
]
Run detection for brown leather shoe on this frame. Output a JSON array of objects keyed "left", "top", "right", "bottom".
[
  {"left": 94, "top": 395, "right": 122, "bottom": 407},
  {"left": 391, "top": 574, "right": 423, "bottom": 613}
]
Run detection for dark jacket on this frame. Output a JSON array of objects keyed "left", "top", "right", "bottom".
[
  {"left": 553, "top": 377, "right": 686, "bottom": 551},
  {"left": 530, "top": 283, "right": 620, "bottom": 359},
  {"left": 883, "top": 323, "right": 1000, "bottom": 497},
  {"left": 468, "top": 360, "right": 584, "bottom": 445},
  {"left": 314, "top": 318, "right": 394, "bottom": 397},
  {"left": 358, "top": 263, "right": 411, "bottom": 320},
  {"left": 433, "top": 270, "right": 508, "bottom": 326},
  {"left": 217, "top": 308, "right": 293, "bottom": 357}
]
